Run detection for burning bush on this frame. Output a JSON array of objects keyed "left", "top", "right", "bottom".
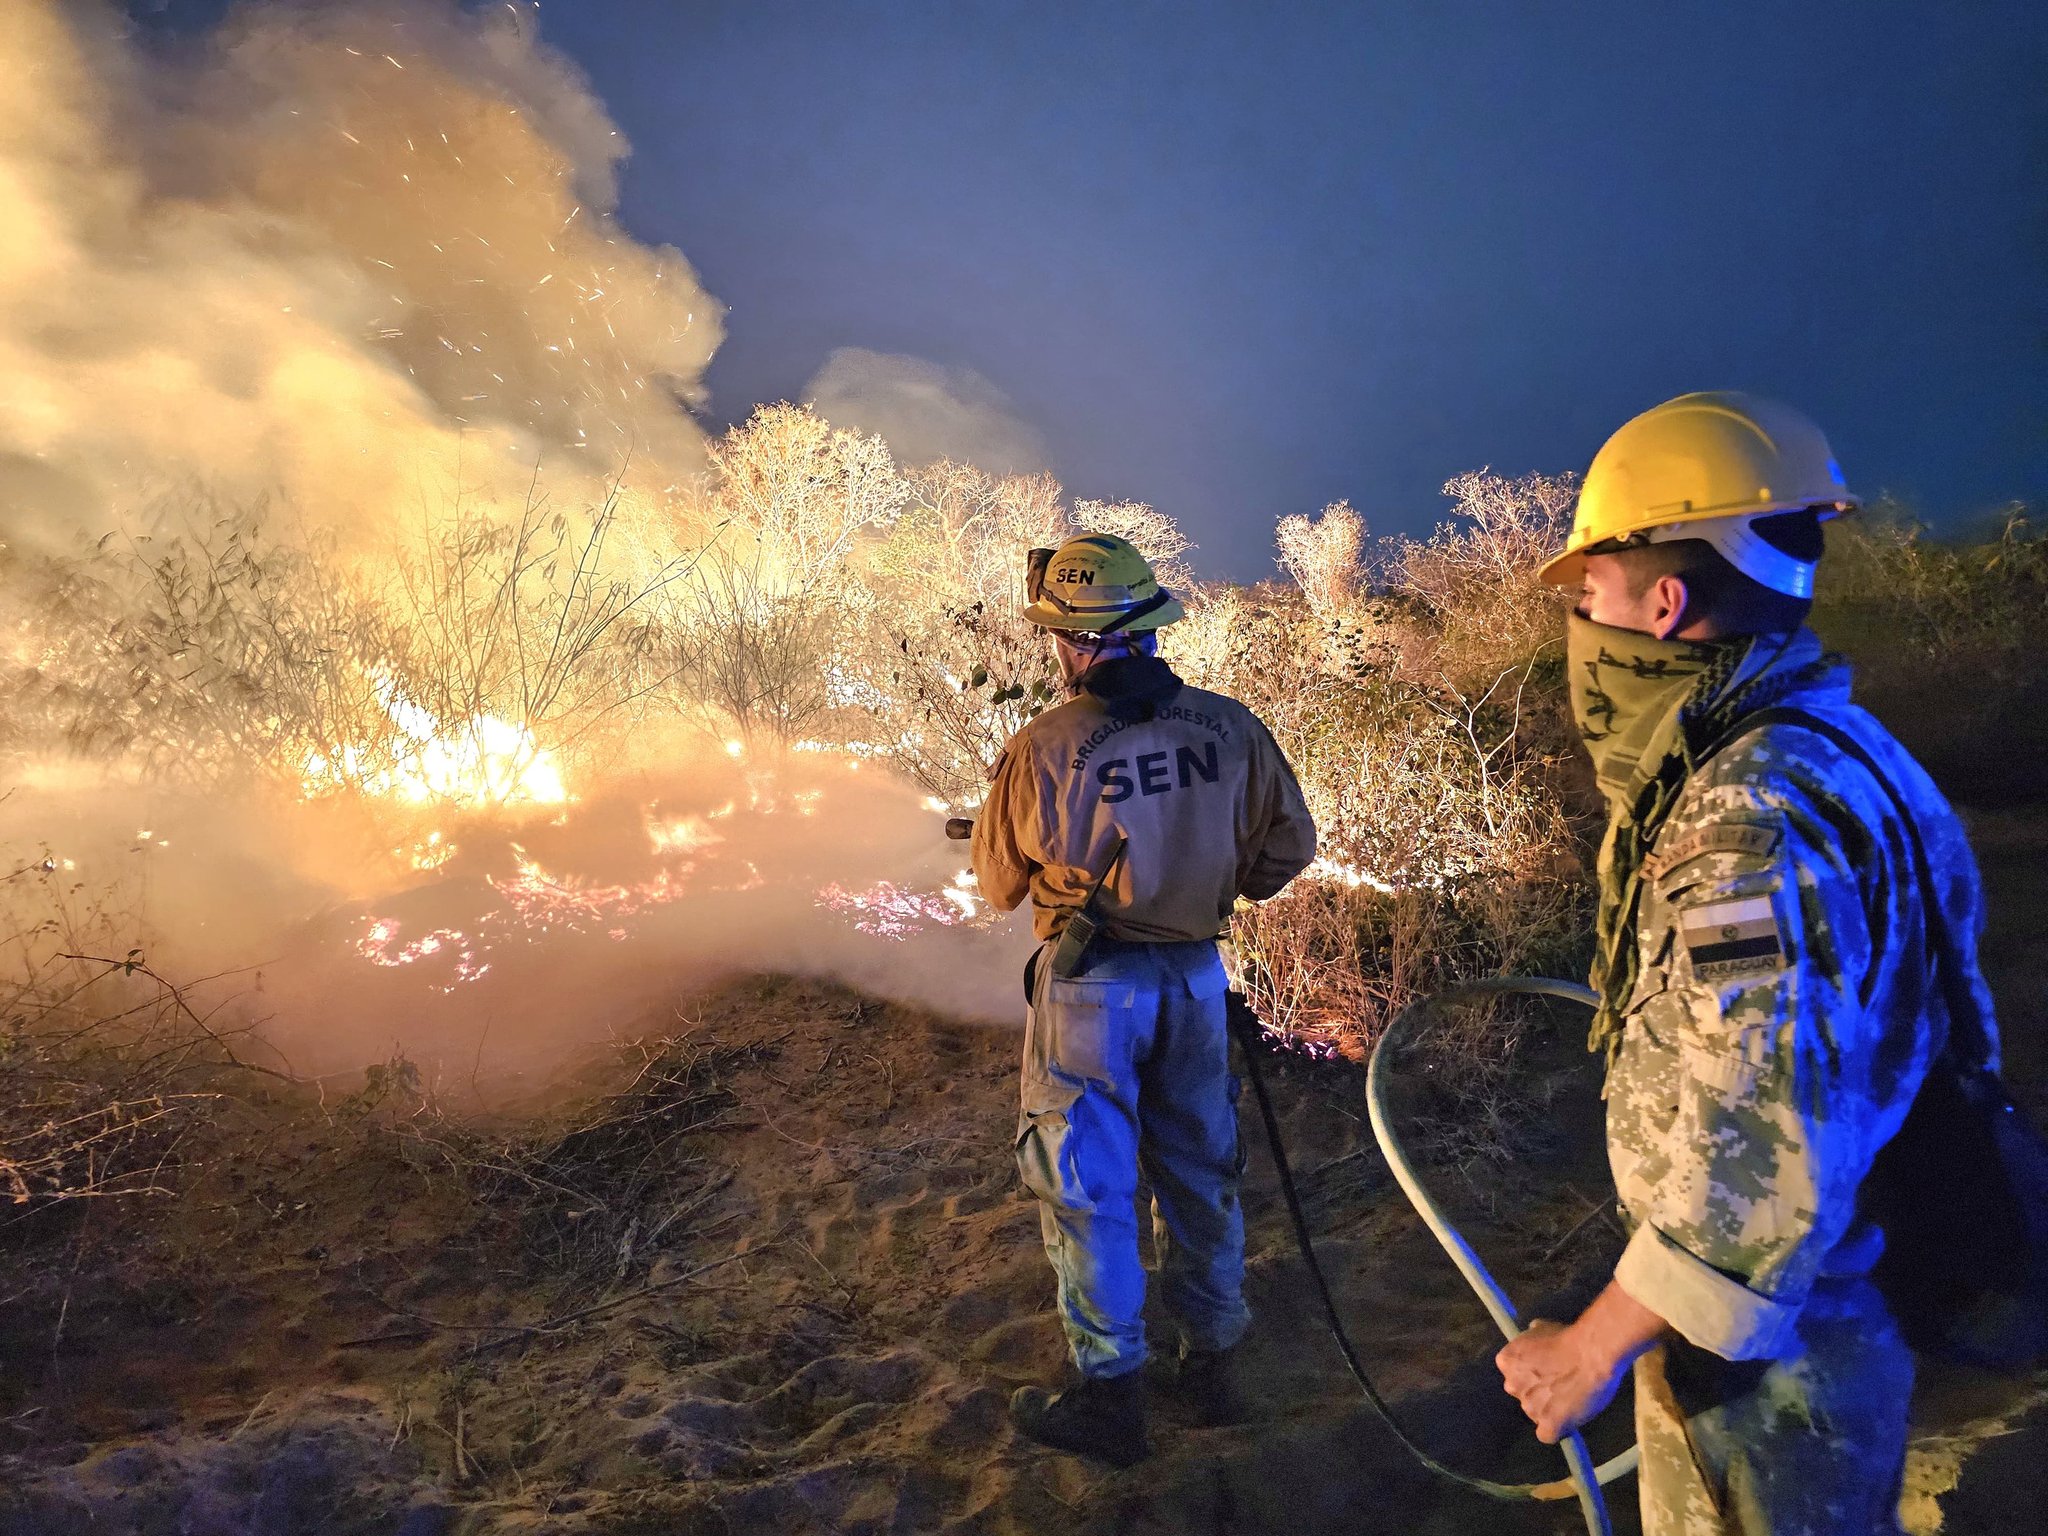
[{"left": 1, "top": 419, "right": 1602, "bottom": 1088}]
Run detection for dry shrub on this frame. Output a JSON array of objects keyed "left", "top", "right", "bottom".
[
  {"left": 1389, "top": 469, "right": 1579, "bottom": 690},
  {"left": 678, "top": 405, "right": 909, "bottom": 743},
  {"left": 0, "top": 862, "right": 277, "bottom": 1231},
  {"left": 1275, "top": 498, "right": 1372, "bottom": 620},
  {"left": 830, "top": 461, "right": 1064, "bottom": 799},
  {"left": 1070, "top": 497, "right": 1195, "bottom": 590},
  {"left": 1, "top": 498, "right": 380, "bottom": 789},
  {"left": 703, "top": 404, "right": 908, "bottom": 591},
  {"left": 1812, "top": 504, "right": 2047, "bottom": 805},
  {"left": 674, "top": 543, "right": 842, "bottom": 743},
  {"left": 1185, "top": 475, "right": 1594, "bottom": 1100}
]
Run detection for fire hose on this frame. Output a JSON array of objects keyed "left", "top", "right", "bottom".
[
  {"left": 942, "top": 818, "right": 1635, "bottom": 1525},
  {"left": 1229, "top": 976, "right": 1638, "bottom": 1535}
]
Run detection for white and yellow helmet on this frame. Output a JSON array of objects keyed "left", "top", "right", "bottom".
[
  {"left": 1023, "top": 533, "right": 1185, "bottom": 634},
  {"left": 1541, "top": 391, "right": 1860, "bottom": 598}
]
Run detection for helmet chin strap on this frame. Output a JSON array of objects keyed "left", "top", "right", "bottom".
[
  {"left": 1642, "top": 515, "right": 1820, "bottom": 598},
  {"left": 1091, "top": 589, "right": 1173, "bottom": 633},
  {"left": 1055, "top": 629, "right": 1157, "bottom": 688}
]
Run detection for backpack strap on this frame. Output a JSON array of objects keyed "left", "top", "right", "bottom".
[{"left": 1698, "top": 706, "right": 1990, "bottom": 1071}]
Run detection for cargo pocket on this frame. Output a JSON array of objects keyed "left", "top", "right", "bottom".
[
  {"left": 1662, "top": 869, "right": 1793, "bottom": 1099},
  {"left": 1626, "top": 969, "right": 1770, "bottom": 1097},
  {"left": 1037, "top": 976, "right": 1137, "bottom": 1092},
  {"left": 1184, "top": 949, "right": 1230, "bottom": 1003},
  {"left": 1680, "top": 1029, "right": 1773, "bottom": 1099},
  {"left": 1015, "top": 1074, "right": 1082, "bottom": 1209}
]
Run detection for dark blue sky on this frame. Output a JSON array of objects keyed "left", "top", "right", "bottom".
[{"left": 145, "top": 2, "right": 2048, "bottom": 579}]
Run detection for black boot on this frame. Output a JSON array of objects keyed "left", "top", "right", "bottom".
[
  {"left": 1174, "top": 1345, "right": 1248, "bottom": 1427},
  {"left": 1009, "top": 1369, "right": 1149, "bottom": 1467}
]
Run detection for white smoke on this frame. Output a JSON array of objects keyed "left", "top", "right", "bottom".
[
  {"left": 0, "top": 0, "right": 721, "bottom": 550},
  {"left": 0, "top": 3, "right": 1038, "bottom": 1088},
  {"left": 805, "top": 347, "right": 1048, "bottom": 476},
  {"left": 0, "top": 742, "right": 1026, "bottom": 1086}
]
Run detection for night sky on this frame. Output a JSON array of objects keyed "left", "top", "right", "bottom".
[{"left": 137, "top": 2, "right": 2048, "bottom": 579}]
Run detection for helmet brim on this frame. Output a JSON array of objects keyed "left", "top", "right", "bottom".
[
  {"left": 1024, "top": 594, "right": 1185, "bottom": 632},
  {"left": 1537, "top": 495, "right": 1859, "bottom": 589},
  {"left": 1536, "top": 548, "right": 1587, "bottom": 588}
]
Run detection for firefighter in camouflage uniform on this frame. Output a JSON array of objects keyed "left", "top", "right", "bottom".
[{"left": 1495, "top": 392, "right": 2000, "bottom": 1534}]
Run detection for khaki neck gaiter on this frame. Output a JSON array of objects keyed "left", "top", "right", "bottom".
[
  {"left": 1568, "top": 613, "right": 1752, "bottom": 1068},
  {"left": 1565, "top": 614, "right": 1730, "bottom": 805}
]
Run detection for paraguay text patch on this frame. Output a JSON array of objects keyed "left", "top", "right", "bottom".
[{"left": 1680, "top": 893, "right": 1789, "bottom": 980}]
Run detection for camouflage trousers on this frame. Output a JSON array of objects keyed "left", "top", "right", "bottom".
[{"left": 1634, "top": 1279, "right": 1913, "bottom": 1535}]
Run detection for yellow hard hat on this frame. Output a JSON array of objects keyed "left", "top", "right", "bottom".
[
  {"left": 1023, "top": 533, "right": 1185, "bottom": 633},
  {"left": 1540, "top": 391, "right": 1860, "bottom": 589}
]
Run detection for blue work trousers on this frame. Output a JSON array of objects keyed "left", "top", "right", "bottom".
[{"left": 1014, "top": 937, "right": 1250, "bottom": 1379}]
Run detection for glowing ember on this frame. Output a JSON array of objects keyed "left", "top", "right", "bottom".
[
  {"left": 349, "top": 843, "right": 713, "bottom": 987},
  {"left": 356, "top": 918, "right": 489, "bottom": 989},
  {"left": 493, "top": 856, "right": 689, "bottom": 932},
  {"left": 816, "top": 879, "right": 975, "bottom": 940},
  {"left": 1265, "top": 1024, "right": 1346, "bottom": 1061}
]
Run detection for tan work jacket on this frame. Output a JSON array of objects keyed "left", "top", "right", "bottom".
[{"left": 971, "top": 658, "right": 1316, "bottom": 941}]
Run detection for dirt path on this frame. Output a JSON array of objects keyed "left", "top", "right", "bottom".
[
  {"left": 0, "top": 971, "right": 1622, "bottom": 1535},
  {"left": 1, "top": 808, "right": 2042, "bottom": 1534}
]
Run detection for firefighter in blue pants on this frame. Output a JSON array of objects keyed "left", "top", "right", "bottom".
[{"left": 972, "top": 533, "right": 1317, "bottom": 1465}]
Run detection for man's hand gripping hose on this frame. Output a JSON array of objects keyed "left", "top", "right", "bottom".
[{"left": 1229, "top": 978, "right": 1637, "bottom": 1536}]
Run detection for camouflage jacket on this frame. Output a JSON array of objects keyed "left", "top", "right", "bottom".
[{"left": 1607, "top": 629, "right": 1999, "bottom": 1360}]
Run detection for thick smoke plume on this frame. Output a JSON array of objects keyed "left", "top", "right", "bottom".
[
  {"left": 0, "top": 2, "right": 1028, "bottom": 1088},
  {"left": 0, "top": 0, "right": 719, "bottom": 548},
  {"left": 806, "top": 347, "right": 1049, "bottom": 476}
]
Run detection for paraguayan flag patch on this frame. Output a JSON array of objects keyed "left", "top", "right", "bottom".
[{"left": 1680, "top": 893, "right": 1788, "bottom": 979}]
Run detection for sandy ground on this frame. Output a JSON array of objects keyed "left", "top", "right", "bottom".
[{"left": 1, "top": 814, "right": 2043, "bottom": 1534}]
